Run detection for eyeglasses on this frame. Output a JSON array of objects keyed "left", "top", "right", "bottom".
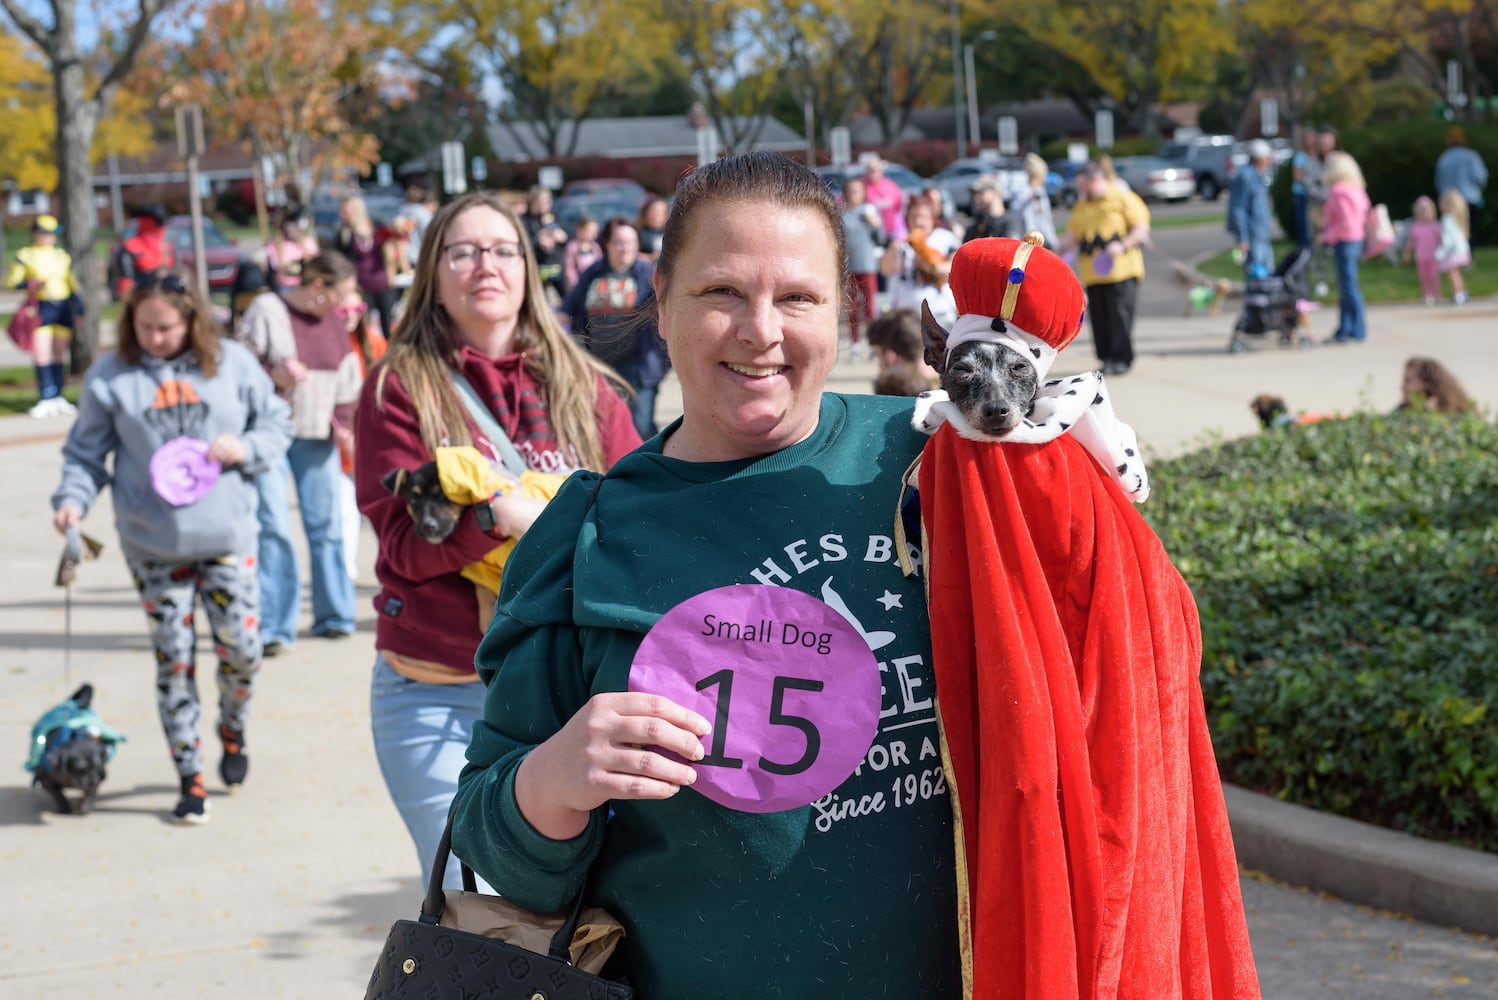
[
  {"left": 335, "top": 300, "right": 368, "bottom": 319},
  {"left": 136, "top": 272, "right": 189, "bottom": 294},
  {"left": 442, "top": 241, "right": 525, "bottom": 273}
]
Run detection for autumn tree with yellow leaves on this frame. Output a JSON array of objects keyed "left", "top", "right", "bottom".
[
  {"left": 0, "top": 0, "right": 177, "bottom": 361},
  {"left": 446, "top": 0, "right": 664, "bottom": 159},
  {"left": 172, "top": 0, "right": 382, "bottom": 201},
  {"left": 1008, "top": 0, "right": 1233, "bottom": 137}
]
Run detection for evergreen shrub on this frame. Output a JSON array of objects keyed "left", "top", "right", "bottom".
[{"left": 1143, "top": 410, "right": 1498, "bottom": 851}]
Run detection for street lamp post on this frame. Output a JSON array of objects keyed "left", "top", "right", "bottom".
[
  {"left": 950, "top": 0, "right": 965, "bottom": 159},
  {"left": 963, "top": 31, "right": 997, "bottom": 152}
]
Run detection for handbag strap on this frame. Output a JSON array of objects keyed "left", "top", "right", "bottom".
[
  {"left": 422, "top": 811, "right": 592, "bottom": 965},
  {"left": 450, "top": 368, "right": 529, "bottom": 478}
]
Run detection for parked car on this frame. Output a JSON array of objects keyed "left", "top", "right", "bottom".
[
  {"left": 108, "top": 216, "right": 242, "bottom": 300},
  {"left": 1108, "top": 156, "right": 1195, "bottom": 202},
  {"left": 812, "top": 161, "right": 930, "bottom": 206},
  {"left": 559, "top": 178, "right": 649, "bottom": 209},
  {"left": 930, "top": 157, "right": 1027, "bottom": 215},
  {"left": 310, "top": 188, "right": 407, "bottom": 246},
  {"left": 1228, "top": 138, "right": 1295, "bottom": 184},
  {"left": 552, "top": 192, "right": 648, "bottom": 238},
  {"left": 1155, "top": 134, "right": 1237, "bottom": 201},
  {"left": 1046, "top": 159, "right": 1082, "bottom": 208}
]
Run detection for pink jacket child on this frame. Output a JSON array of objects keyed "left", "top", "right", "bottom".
[
  {"left": 1320, "top": 181, "right": 1370, "bottom": 247},
  {"left": 1401, "top": 197, "right": 1443, "bottom": 305},
  {"left": 562, "top": 229, "right": 602, "bottom": 294}
]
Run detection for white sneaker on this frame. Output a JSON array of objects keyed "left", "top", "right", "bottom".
[
  {"left": 28, "top": 397, "right": 60, "bottom": 419},
  {"left": 52, "top": 396, "right": 75, "bottom": 414},
  {"left": 1453, "top": 292, "right": 1469, "bottom": 306}
]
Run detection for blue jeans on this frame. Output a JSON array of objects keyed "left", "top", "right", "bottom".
[
  {"left": 255, "top": 438, "right": 355, "bottom": 643},
  {"left": 615, "top": 359, "right": 660, "bottom": 439},
  {"left": 1332, "top": 240, "right": 1366, "bottom": 341},
  {"left": 370, "top": 655, "right": 491, "bottom": 889},
  {"left": 1245, "top": 239, "right": 1274, "bottom": 281},
  {"left": 628, "top": 383, "right": 659, "bottom": 439}
]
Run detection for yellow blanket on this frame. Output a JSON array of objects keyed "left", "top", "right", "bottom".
[{"left": 434, "top": 447, "right": 566, "bottom": 626}]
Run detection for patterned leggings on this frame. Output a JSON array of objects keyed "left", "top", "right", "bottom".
[{"left": 127, "top": 552, "right": 262, "bottom": 777}]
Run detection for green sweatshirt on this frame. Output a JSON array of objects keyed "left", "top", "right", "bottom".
[{"left": 452, "top": 393, "right": 960, "bottom": 998}]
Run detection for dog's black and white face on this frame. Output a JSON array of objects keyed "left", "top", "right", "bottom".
[
  {"left": 382, "top": 462, "right": 464, "bottom": 544},
  {"left": 35, "top": 734, "right": 110, "bottom": 815},
  {"left": 921, "top": 301, "right": 1039, "bottom": 437}
]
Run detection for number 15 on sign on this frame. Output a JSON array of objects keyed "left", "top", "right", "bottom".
[{"left": 629, "top": 584, "right": 882, "bottom": 813}]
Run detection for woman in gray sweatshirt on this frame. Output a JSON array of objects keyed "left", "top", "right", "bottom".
[{"left": 50, "top": 274, "right": 293, "bottom": 825}]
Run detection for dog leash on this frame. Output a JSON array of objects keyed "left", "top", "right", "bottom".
[
  {"left": 55, "top": 525, "right": 104, "bottom": 692},
  {"left": 61, "top": 527, "right": 77, "bottom": 690}
]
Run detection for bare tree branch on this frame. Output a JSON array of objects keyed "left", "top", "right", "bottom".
[
  {"left": 0, "top": 0, "right": 51, "bottom": 53},
  {"left": 95, "top": 0, "right": 173, "bottom": 102}
]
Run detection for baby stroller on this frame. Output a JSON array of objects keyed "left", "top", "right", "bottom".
[{"left": 1229, "top": 247, "right": 1314, "bottom": 353}]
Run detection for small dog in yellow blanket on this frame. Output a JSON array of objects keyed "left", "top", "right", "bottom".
[{"left": 382, "top": 445, "right": 567, "bottom": 631}]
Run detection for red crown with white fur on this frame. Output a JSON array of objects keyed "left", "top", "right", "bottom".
[{"left": 949, "top": 233, "right": 1087, "bottom": 355}]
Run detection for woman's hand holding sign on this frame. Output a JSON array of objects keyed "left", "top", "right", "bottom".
[{"left": 514, "top": 692, "right": 711, "bottom": 840}]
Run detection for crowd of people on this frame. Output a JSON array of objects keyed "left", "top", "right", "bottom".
[
  {"left": 1278, "top": 124, "right": 1486, "bottom": 347},
  {"left": 15, "top": 133, "right": 1490, "bottom": 996}
]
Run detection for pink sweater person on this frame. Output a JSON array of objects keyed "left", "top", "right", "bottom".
[{"left": 1401, "top": 196, "right": 1442, "bottom": 306}]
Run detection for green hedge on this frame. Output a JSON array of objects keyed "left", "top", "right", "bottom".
[
  {"left": 1143, "top": 411, "right": 1498, "bottom": 851},
  {"left": 1273, "top": 120, "right": 1498, "bottom": 246},
  {"left": 1037, "top": 136, "right": 1160, "bottom": 162}
]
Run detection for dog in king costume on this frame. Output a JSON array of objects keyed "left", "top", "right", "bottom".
[{"left": 898, "top": 235, "right": 1261, "bottom": 999}]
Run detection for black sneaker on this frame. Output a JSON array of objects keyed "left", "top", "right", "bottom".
[
  {"left": 262, "top": 639, "right": 289, "bottom": 658},
  {"left": 173, "top": 773, "right": 210, "bottom": 825},
  {"left": 218, "top": 723, "right": 248, "bottom": 789},
  {"left": 314, "top": 626, "right": 352, "bottom": 640}
]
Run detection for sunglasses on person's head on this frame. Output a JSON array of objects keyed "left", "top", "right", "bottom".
[{"left": 136, "top": 273, "right": 189, "bottom": 294}]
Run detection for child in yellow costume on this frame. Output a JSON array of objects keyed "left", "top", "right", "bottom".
[
  {"left": 8, "top": 215, "right": 83, "bottom": 419},
  {"left": 434, "top": 445, "right": 567, "bottom": 631}
]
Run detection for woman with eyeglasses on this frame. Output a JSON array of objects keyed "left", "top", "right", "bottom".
[
  {"left": 561, "top": 215, "right": 666, "bottom": 439},
  {"left": 233, "top": 251, "right": 364, "bottom": 655},
  {"left": 49, "top": 272, "right": 292, "bottom": 824},
  {"left": 353, "top": 190, "right": 641, "bottom": 887}
]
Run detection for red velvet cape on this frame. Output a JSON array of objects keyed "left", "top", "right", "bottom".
[{"left": 915, "top": 426, "right": 1260, "bottom": 999}]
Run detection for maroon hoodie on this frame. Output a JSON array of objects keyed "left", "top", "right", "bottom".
[{"left": 354, "top": 344, "right": 641, "bottom": 673}]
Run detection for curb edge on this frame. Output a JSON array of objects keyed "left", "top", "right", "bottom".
[{"left": 1224, "top": 784, "right": 1498, "bottom": 937}]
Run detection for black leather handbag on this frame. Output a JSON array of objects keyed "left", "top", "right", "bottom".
[{"left": 364, "top": 817, "right": 633, "bottom": 1000}]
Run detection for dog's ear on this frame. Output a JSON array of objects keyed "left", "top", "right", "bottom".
[
  {"left": 70, "top": 683, "right": 93, "bottom": 710},
  {"left": 381, "top": 468, "right": 410, "bottom": 497},
  {"left": 920, "top": 300, "right": 950, "bottom": 376}
]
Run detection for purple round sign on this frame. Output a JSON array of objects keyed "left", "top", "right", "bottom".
[
  {"left": 149, "top": 436, "right": 221, "bottom": 507},
  {"left": 1092, "top": 249, "right": 1115, "bottom": 277},
  {"left": 629, "top": 584, "right": 881, "bottom": 814}
]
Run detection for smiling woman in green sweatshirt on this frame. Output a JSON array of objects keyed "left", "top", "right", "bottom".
[{"left": 451, "top": 153, "right": 959, "bottom": 997}]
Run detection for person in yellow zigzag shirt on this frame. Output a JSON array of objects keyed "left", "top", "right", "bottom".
[
  {"left": 434, "top": 445, "right": 567, "bottom": 631},
  {"left": 7, "top": 215, "right": 84, "bottom": 419}
]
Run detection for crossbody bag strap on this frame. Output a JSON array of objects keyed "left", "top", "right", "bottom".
[{"left": 450, "top": 368, "right": 529, "bottom": 477}]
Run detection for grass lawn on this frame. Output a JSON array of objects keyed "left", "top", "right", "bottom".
[
  {"left": 1152, "top": 210, "right": 1225, "bottom": 229},
  {"left": 0, "top": 364, "right": 80, "bottom": 415},
  {"left": 1196, "top": 239, "right": 1498, "bottom": 303}
]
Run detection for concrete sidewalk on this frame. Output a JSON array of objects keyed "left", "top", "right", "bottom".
[{"left": 1, "top": 299, "right": 1495, "bottom": 998}]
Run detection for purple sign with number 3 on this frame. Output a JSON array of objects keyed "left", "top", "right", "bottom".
[{"left": 629, "top": 584, "right": 882, "bottom": 813}]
